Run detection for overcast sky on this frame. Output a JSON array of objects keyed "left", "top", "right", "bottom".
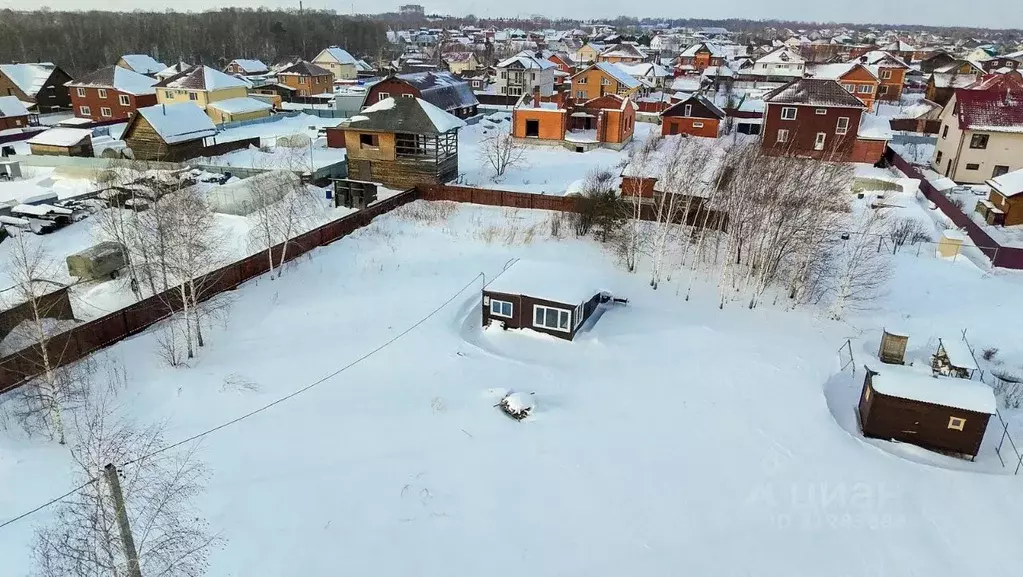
[{"left": 2, "top": 0, "right": 1018, "bottom": 30}]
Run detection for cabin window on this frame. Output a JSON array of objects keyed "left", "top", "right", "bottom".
[
  {"left": 533, "top": 305, "right": 571, "bottom": 332},
  {"left": 299, "top": 77, "right": 307, "bottom": 84},
  {"left": 684, "top": 104, "right": 692, "bottom": 117},
  {"left": 880, "top": 69, "right": 892, "bottom": 80},
  {"left": 79, "top": 105, "right": 91, "bottom": 116},
  {"left": 574, "top": 302, "right": 585, "bottom": 330},
  {"left": 98, "top": 88, "right": 107, "bottom": 99},
  {"left": 100, "top": 107, "right": 112, "bottom": 118},
  {"left": 842, "top": 83, "right": 856, "bottom": 93},
  {"left": 776, "top": 129, "right": 789, "bottom": 143},
  {"left": 969, "top": 134, "right": 989, "bottom": 149},
  {"left": 119, "top": 94, "right": 130, "bottom": 106},
  {"left": 490, "top": 299, "right": 513, "bottom": 318},
  {"left": 780, "top": 107, "right": 797, "bottom": 120},
  {"left": 378, "top": 91, "right": 390, "bottom": 101},
  {"left": 948, "top": 416, "right": 966, "bottom": 431},
  {"left": 836, "top": 117, "right": 850, "bottom": 135},
  {"left": 965, "top": 163, "right": 980, "bottom": 170},
  {"left": 188, "top": 93, "right": 198, "bottom": 101},
  {"left": 359, "top": 133, "right": 378, "bottom": 148},
  {"left": 692, "top": 121, "right": 704, "bottom": 128},
  {"left": 857, "top": 85, "right": 873, "bottom": 94},
  {"left": 815, "top": 108, "right": 827, "bottom": 115},
  {"left": 76, "top": 87, "right": 86, "bottom": 98},
  {"left": 576, "top": 77, "right": 587, "bottom": 84},
  {"left": 941, "top": 125, "right": 948, "bottom": 139}
]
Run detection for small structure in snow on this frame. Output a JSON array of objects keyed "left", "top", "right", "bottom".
[
  {"left": 206, "top": 171, "right": 302, "bottom": 216},
  {"left": 66, "top": 241, "right": 128, "bottom": 281},
  {"left": 859, "top": 363, "right": 995, "bottom": 460},
  {"left": 932, "top": 338, "right": 978, "bottom": 379},
  {"left": 936, "top": 230, "right": 965, "bottom": 258},
  {"left": 877, "top": 328, "right": 909, "bottom": 364},
  {"left": 499, "top": 392, "right": 535, "bottom": 420},
  {"left": 27, "top": 128, "right": 94, "bottom": 157},
  {"left": 483, "top": 260, "right": 607, "bottom": 341}
]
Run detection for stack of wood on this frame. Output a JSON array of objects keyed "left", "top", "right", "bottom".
[{"left": 498, "top": 392, "right": 535, "bottom": 421}]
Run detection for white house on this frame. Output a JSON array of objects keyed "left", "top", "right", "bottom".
[
  {"left": 312, "top": 47, "right": 358, "bottom": 81},
  {"left": 751, "top": 47, "right": 806, "bottom": 80},
  {"left": 496, "top": 53, "right": 557, "bottom": 97}
]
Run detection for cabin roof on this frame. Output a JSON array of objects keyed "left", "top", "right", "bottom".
[
  {"left": 485, "top": 260, "right": 604, "bottom": 305},
  {"left": 867, "top": 364, "right": 996, "bottom": 414}
]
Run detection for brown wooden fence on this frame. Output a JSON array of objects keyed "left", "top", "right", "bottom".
[{"left": 0, "top": 189, "right": 417, "bottom": 394}]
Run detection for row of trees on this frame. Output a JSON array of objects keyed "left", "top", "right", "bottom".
[{"left": 0, "top": 8, "right": 389, "bottom": 75}]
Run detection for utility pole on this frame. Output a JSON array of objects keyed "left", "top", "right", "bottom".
[{"left": 104, "top": 463, "right": 143, "bottom": 577}]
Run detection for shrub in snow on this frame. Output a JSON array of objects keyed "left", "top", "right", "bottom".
[{"left": 499, "top": 392, "right": 535, "bottom": 420}]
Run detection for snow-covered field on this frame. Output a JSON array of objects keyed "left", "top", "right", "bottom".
[{"left": 3, "top": 196, "right": 1023, "bottom": 576}]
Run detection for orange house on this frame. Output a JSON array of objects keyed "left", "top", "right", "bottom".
[
  {"left": 276, "top": 60, "right": 334, "bottom": 97},
  {"left": 810, "top": 63, "right": 880, "bottom": 111},
  {"left": 513, "top": 101, "right": 567, "bottom": 140},
  {"left": 596, "top": 43, "right": 646, "bottom": 65},
  {"left": 857, "top": 51, "right": 910, "bottom": 101},
  {"left": 569, "top": 62, "right": 642, "bottom": 103},
  {"left": 660, "top": 95, "right": 725, "bottom": 138},
  {"left": 511, "top": 92, "right": 635, "bottom": 149}
]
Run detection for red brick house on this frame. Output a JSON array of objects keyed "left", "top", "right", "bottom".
[
  {"left": 660, "top": 94, "right": 725, "bottom": 138},
  {"left": 364, "top": 71, "right": 479, "bottom": 118},
  {"left": 548, "top": 52, "right": 577, "bottom": 74},
  {"left": 676, "top": 42, "right": 726, "bottom": 76},
  {"left": 66, "top": 66, "right": 158, "bottom": 122},
  {"left": 762, "top": 77, "right": 890, "bottom": 163}
]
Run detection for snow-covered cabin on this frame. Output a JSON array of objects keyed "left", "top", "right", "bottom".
[
  {"left": 26, "top": 128, "right": 93, "bottom": 157},
  {"left": 483, "top": 260, "right": 605, "bottom": 341},
  {"left": 860, "top": 363, "right": 995, "bottom": 459},
  {"left": 121, "top": 102, "right": 217, "bottom": 161},
  {"left": 0, "top": 95, "right": 31, "bottom": 130}
]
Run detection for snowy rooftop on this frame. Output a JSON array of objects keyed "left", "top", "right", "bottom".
[
  {"left": 485, "top": 260, "right": 604, "bottom": 305},
  {"left": 988, "top": 168, "right": 1023, "bottom": 197},
  {"left": 230, "top": 59, "right": 269, "bottom": 74},
  {"left": 939, "top": 338, "right": 977, "bottom": 370},
  {"left": 0, "top": 63, "right": 56, "bottom": 97},
  {"left": 0, "top": 95, "right": 29, "bottom": 118},
  {"left": 680, "top": 42, "right": 726, "bottom": 58},
  {"left": 345, "top": 97, "right": 465, "bottom": 135},
  {"left": 808, "top": 62, "right": 879, "bottom": 81},
  {"left": 954, "top": 89, "right": 1023, "bottom": 133},
  {"left": 26, "top": 127, "right": 92, "bottom": 147},
  {"left": 764, "top": 78, "right": 865, "bottom": 108},
  {"left": 616, "top": 62, "right": 671, "bottom": 79},
  {"left": 497, "top": 54, "right": 557, "bottom": 71},
  {"left": 157, "top": 65, "right": 251, "bottom": 91},
  {"left": 756, "top": 47, "right": 805, "bottom": 64},
  {"left": 587, "top": 62, "right": 641, "bottom": 89},
  {"left": 207, "top": 97, "right": 273, "bottom": 115},
  {"left": 134, "top": 102, "right": 218, "bottom": 144},
  {"left": 319, "top": 47, "right": 358, "bottom": 65},
  {"left": 868, "top": 364, "right": 995, "bottom": 414},
  {"left": 120, "top": 54, "right": 166, "bottom": 75},
  {"left": 66, "top": 65, "right": 158, "bottom": 96},
  {"left": 857, "top": 114, "right": 893, "bottom": 141}
]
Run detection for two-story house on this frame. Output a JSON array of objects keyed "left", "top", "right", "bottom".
[
  {"left": 116, "top": 55, "right": 166, "bottom": 77},
  {"left": 980, "top": 50, "right": 1023, "bottom": 73},
  {"left": 276, "top": 60, "right": 333, "bottom": 97},
  {"left": 312, "top": 47, "right": 358, "bottom": 82},
  {"left": 807, "top": 62, "right": 880, "bottom": 111},
  {"left": 443, "top": 52, "right": 481, "bottom": 75},
  {"left": 856, "top": 50, "right": 910, "bottom": 101},
  {"left": 676, "top": 42, "right": 726, "bottom": 75},
  {"left": 66, "top": 66, "right": 158, "bottom": 122},
  {"left": 224, "top": 59, "right": 270, "bottom": 76},
  {"left": 495, "top": 53, "right": 557, "bottom": 97},
  {"left": 931, "top": 88, "right": 1023, "bottom": 183},
  {"left": 0, "top": 63, "right": 73, "bottom": 112},
  {"left": 747, "top": 47, "right": 806, "bottom": 84},
  {"left": 569, "top": 62, "right": 641, "bottom": 102},
  {"left": 597, "top": 43, "right": 647, "bottom": 65},
  {"left": 574, "top": 43, "right": 606, "bottom": 65},
  {"left": 155, "top": 65, "right": 269, "bottom": 125}
]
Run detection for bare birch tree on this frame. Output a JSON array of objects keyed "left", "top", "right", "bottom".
[
  {"left": 478, "top": 130, "right": 527, "bottom": 179},
  {"left": 245, "top": 171, "right": 321, "bottom": 280}
]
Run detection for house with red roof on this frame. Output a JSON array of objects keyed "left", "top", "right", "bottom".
[{"left": 931, "top": 87, "right": 1023, "bottom": 183}]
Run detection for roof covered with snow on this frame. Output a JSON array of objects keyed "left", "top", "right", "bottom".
[
  {"left": 156, "top": 62, "right": 192, "bottom": 80},
  {"left": 66, "top": 66, "right": 157, "bottom": 95},
  {"left": 0, "top": 63, "right": 57, "bottom": 97},
  {"left": 599, "top": 43, "right": 646, "bottom": 60},
  {"left": 485, "top": 260, "right": 604, "bottom": 305},
  {"left": 856, "top": 50, "right": 910, "bottom": 69},
  {"left": 931, "top": 73, "right": 980, "bottom": 89},
  {"left": 497, "top": 53, "right": 557, "bottom": 71},
  {"left": 681, "top": 42, "right": 726, "bottom": 58},
  {"left": 27, "top": 127, "right": 92, "bottom": 147},
  {"left": 206, "top": 97, "right": 273, "bottom": 115},
  {"left": 316, "top": 47, "right": 358, "bottom": 65},
  {"left": 345, "top": 96, "right": 465, "bottom": 135},
  {"left": 756, "top": 47, "right": 805, "bottom": 64},
  {"left": 988, "top": 168, "right": 1023, "bottom": 197},
  {"left": 808, "top": 63, "right": 879, "bottom": 82},
  {"left": 119, "top": 54, "right": 166, "bottom": 75},
  {"left": 277, "top": 60, "right": 332, "bottom": 77},
  {"left": 867, "top": 364, "right": 996, "bottom": 414},
  {"left": 857, "top": 114, "right": 893, "bottom": 141},
  {"left": 616, "top": 62, "right": 671, "bottom": 79},
  {"left": 229, "top": 59, "right": 269, "bottom": 74},
  {"left": 0, "top": 95, "right": 29, "bottom": 118},
  {"left": 395, "top": 71, "right": 479, "bottom": 112},
  {"left": 764, "top": 78, "right": 865, "bottom": 108},
  {"left": 133, "top": 102, "right": 218, "bottom": 144},
  {"left": 155, "top": 65, "right": 251, "bottom": 91},
  {"left": 954, "top": 89, "right": 1023, "bottom": 132},
  {"left": 579, "top": 62, "right": 641, "bottom": 89}
]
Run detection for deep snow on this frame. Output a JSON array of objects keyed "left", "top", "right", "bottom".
[{"left": 2, "top": 198, "right": 1023, "bottom": 577}]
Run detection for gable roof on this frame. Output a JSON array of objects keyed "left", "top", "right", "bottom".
[
  {"left": 393, "top": 71, "right": 479, "bottom": 112},
  {"left": 119, "top": 54, "right": 166, "bottom": 75},
  {"left": 966, "top": 72, "right": 1023, "bottom": 91},
  {"left": 277, "top": 60, "right": 332, "bottom": 77},
  {"left": 443, "top": 52, "right": 477, "bottom": 64},
  {"left": 808, "top": 62, "right": 879, "bottom": 82},
  {"left": 988, "top": 168, "right": 1023, "bottom": 197},
  {"left": 953, "top": 89, "right": 1023, "bottom": 133},
  {"left": 66, "top": 66, "right": 157, "bottom": 96},
  {"left": 931, "top": 72, "right": 980, "bottom": 89},
  {"left": 616, "top": 62, "right": 671, "bottom": 78},
  {"left": 0, "top": 95, "right": 30, "bottom": 118},
  {"left": 661, "top": 94, "right": 726, "bottom": 119},
  {"left": 763, "top": 78, "right": 865, "bottom": 108},
  {"left": 856, "top": 50, "right": 910, "bottom": 69},
  {"left": 599, "top": 43, "right": 645, "bottom": 59},
  {"left": 155, "top": 65, "right": 251, "bottom": 91},
  {"left": 316, "top": 47, "right": 357, "bottom": 66},
  {"left": 130, "top": 102, "right": 217, "bottom": 144},
  {"left": 680, "top": 42, "right": 726, "bottom": 58},
  {"left": 228, "top": 59, "right": 269, "bottom": 74},
  {"left": 0, "top": 63, "right": 58, "bottom": 97},
  {"left": 756, "top": 47, "right": 805, "bottom": 64},
  {"left": 345, "top": 96, "right": 465, "bottom": 135},
  {"left": 572, "top": 62, "right": 641, "bottom": 89},
  {"left": 497, "top": 53, "right": 557, "bottom": 70},
  {"left": 156, "top": 62, "right": 192, "bottom": 80}
]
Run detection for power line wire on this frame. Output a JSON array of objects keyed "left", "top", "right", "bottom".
[{"left": 0, "top": 478, "right": 99, "bottom": 530}]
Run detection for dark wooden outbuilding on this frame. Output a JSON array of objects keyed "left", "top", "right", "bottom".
[
  {"left": 482, "top": 260, "right": 604, "bottom": 341},
  {"left": 858, "top": 364, "right": 996, "bottom": 459},
  {"left": 121, "top": 102, "right": 217, "bottom": 162}
]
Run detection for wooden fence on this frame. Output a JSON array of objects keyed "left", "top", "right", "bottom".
[
  {"left": 886, "top": 146, "right": 1023, "bottom": 269},
  {"left": 0, "top": 189, "right": 417, "bottom": 394}
]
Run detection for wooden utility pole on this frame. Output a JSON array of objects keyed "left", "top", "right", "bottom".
[{"left": 103, "top": 463, "right": 143, "bottom": 577}]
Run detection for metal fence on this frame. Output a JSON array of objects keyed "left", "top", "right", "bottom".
[{"left": 960, "top": 329, "right": 1023, "bottom": 475}]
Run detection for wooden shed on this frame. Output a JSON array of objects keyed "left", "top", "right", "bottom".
[
  {"left": 27, "top": 128, "right": 94, "bottom": 157},
  {"left": 482, "top": 260, "right": 605, "bottom": 341},
  {"left": 858, "top": 364, "right": 996, "bottom": 459},
  {"left": 121, "top": 102, "right": 217, "bottom": 162},
  {"left": 932, "top": 338, "right": 978, "bottom": 379},
  {"left": 877, "top": 328, "right": 909, "bottom": 364}
]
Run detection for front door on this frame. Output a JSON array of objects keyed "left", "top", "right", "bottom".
[{"left": 814, "top": 132, "right": 826, "bottom": 151}]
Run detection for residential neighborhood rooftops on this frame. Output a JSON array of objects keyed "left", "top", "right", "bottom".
[
  {"left": 497, "top": 53, "right": 557, "bottom": 70},
  {"left": 277, "top": 60, "right": 332, "bottom": 77},
  {"left": 396, "top": 71, "right": 479, "bottom": 111},
  {"left": 0, "top": 63, "right": 57, "bottom": 97},
  {"left": 764, "top": 77, "right": 865, "bottom": 108},
  {"left": 587, "top": 62, "right": 641, "bottom": 89},
  {"left": 134, "top": 102, "right": 218, "bottom": 144},
  {"left": 66, "top": 66, "right": 158, "bottom": 95},
  {"left": 0, "top": 96, "right": 29, "bottom": 118},
  {"left": 954, "top": 89, "right": 1023, "bottom": 132},
  {"left": 155, "top": 65, "right": 252, "bottom": 91},
  {"left": 344, "top": 96, "right": 465, "bottom": 134},
  {"left": 988, "top": 168, "right": 1023, "bottom": 197},
  {"left": 26, "top": 127, "right": 92, "bottom": 147},
  {"left": 808, "top": 62, "right": 879, "bottom": 81},
  {"left": 599, "top": 43, "right": 645, "bottom": 60}
]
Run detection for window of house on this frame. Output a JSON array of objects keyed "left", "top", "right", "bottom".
[
  {"left": 76, "top": 87, "right": 86, "bottom": 98},
  {"left": 880, "top": 69, "right": 892, "bottom": 80},
  {"left": 780, "top": 107, "right": 797, "bottom": 120},
  {"left": 100, "top": 107, "right": 112, "bottom": 117},
  {"left": 948, "top": 416, "right": 966, "bottom": 431},
  {"left": 965, "top": 163, "right": 980, "bottom": 170},
  {"left": 684, "top": 104, "right": 692, "bottom": 117},
  {"left": 935, "top": 151, "right": 943, "bottom": 164},
  {"left": 79, "top": 105, "right": 90, "bottom": 116},
  {"left": 188, "top": 93, "right": 197, "bottom": 101},
  {"left": 490, "top": 299, "right": 513, "bottom": 318},
  {"left": 576, "top": 90, "right": 585, "bottom": 99},
  {"left": 815, "top": 108, "right": 827, "bottom": 115},
  {"left": 993, "top": 165, "right": 1010, "bottom": 178},
  {"left": 692, "top": 121, "right": 704, "bottom": 128},
  {"left": 401, "top": 93, "right": 414, "bottom": 98},
  {"left": 500, "top": 86, "right": 507, "bottom": 94},
  {"left": 97, "top": 88, "right": 107, "bottom": 99},
  {"left": 842, "top": 83, "right": 856, "bottom": 93},
  {"left": 577, "top": 77, "right": 587, "bottom": 84},
  {"left": 857, "top": 84, "right": 873, "bottom": 94},
  {"left": 601, "top": 77, "right": 610, "bottom": 86},
  {"left": 533, "top": 305, "right": 571, "bottom": 332},
  {"left": 359, "top": 133, "right": 379, "bottom": 148},
  {"left": 776, "top": 128, "right": 789, "bottom": 143},
  {"left": 970, "top": 134, "right": 989, "bottom": 149},
  {"left": 573, "top": 302, "right": 585, "bottom": 330},
  {"left": 500, "top": 71, "right": 506, "bottom": 79},
  {"left": 879, "top": 85, "right": 889, "bottom": 96},
  {"left": 941, "top": 125, "right": 948, "bottom": 139},
  {"left": 299, "top": 77, "right": 307, "bottom": 84},
  {"left": 836, "top": 117, "right": 850, "bottom": 135},
  {"left": 119, "top": 94, "right": 130, "bottom": 106},
  {"left": 378, "top": 91, "right": 390, "bottom": 101},
  {"left": 531, "top": 72, "right": 536, "bottom": 81}
]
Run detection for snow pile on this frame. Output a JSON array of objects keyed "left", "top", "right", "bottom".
[{"left": 499, "top": 392, "right": 535, "bottom": 420}]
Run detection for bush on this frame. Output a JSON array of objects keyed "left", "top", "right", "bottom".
[{"left": 982, "top": 347, "right": 999, "bottom": 361}]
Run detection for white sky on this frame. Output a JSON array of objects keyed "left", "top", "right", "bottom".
[{"left": 2, "top": 0, "right": 1018, "bottom": 30}]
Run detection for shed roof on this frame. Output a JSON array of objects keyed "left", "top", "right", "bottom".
[
  {"left": 0, "top": 63, "right": 57, "bottom": 97},
  {"left": 485, "top": 260, "right": 604, "bottom": 305},
  {"left": 394, "top": 71, "right": 479, "bottom": 112},
  {"left": 988, "top": 168, "right": 1023, "bottom": 197},
  {"left": 763, "top": 78, "right": 865, "bottom": 108},
  {"left": 27, "top": 128, "right": 92, "bottom": 147},
  {"left": 133, "top": 102, "right": 217, "bottom": 144},
  {"left": 119, "top": 54, "right": 166, "bottom": 75},
  {"left": 66, "top": 66, "right": 157, "bottom": 96},
  {"left": 0, "top": 95, "right": 29, "bottom": 118},
  {"left": 344, "top": 97, "right": 465, "bottom": 135},
  {"left": 867, "top": 364, "right": 995, "bottom": 414}
]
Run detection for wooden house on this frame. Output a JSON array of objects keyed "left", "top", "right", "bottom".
[
  {"left": 859, "top": 364, "right": 995, "bottom": 459},
  {"left": 116, "top": 55, "right": 167, "bottom": 77},
  {"left": 154, "top": 66, "right": 267, "bottom": 125},
  {"left": 364, "top": 71, "right": 479, "bottom": 118},
  {"left": 980, "top": 168, "right": 1023, "bottom": 226},
  {"left": 224, "top": 59, "right": 269, "bottom": 76},
  {"left": 857, "top": 50, "right": 910, "bottom": 101},
  {"left": 0, "top": 96, "right": 31, "bottom": 130},
  {"left": 932, "top": 338, "right": 978, "bottom": 379},
  {"left": 338, "top": 96, "right": 464, "bottom": 189},
  {"left": 27, "top": 128, "right": 93, "bottom": 157},
  {"left": 596, "top": 43, "right": 646, "bottom": 65},
  {"left": 676, "top": 42, "right": 726, "bottom": 75},
  {"left": 660, "top": 94, "right": 725, "bottom": 138},
  {"left": 66, "top": 66, "right": 158, "bottom": 122},
  {"left": 312, "top": 46, "right": 359, "bottom": 82},
  {"left": 482, "top": 260, "right": 604, "bottom": 341},
  {"left": 276, "top": 60, "right": 333, "bottom": 97},
  {"left": 121, "top": 102, "right": 218, "bottom": 161},
  {"left": 574, "top": 43, "right": 605, "bottom": 65},
  {"left": 807, "top": 63, "right": 880, "bottom": 111},
  {"left": 0, "top": 63, "right": 73, "bottom": 112},
  {"left": 569, "top": 62, "right": 641, "bottom": 102}
]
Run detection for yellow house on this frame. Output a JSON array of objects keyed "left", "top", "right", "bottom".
[
  {"left": 574, "top": 43, "right": 604, "bottom": 65},
  {"left": 931, "top": 89, "right": 1023, "bottom": 183},
  {"left": 569, "top": 62, "right": 642, "bottom": 102},
  {"left": 312, "top": 46, "right": 358, "bottom": 82},
  {"left": 154, "top": 65, "right": 269, "bottom": 124}
]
